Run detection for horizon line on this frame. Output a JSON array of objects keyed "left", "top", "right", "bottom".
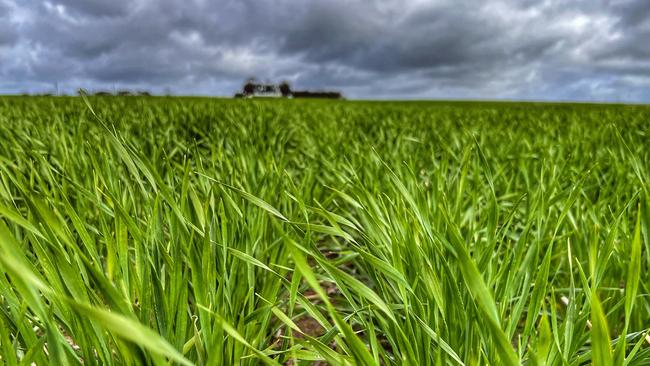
[{"left": 1, "top": 94, "right": 649, "bottom": 106}]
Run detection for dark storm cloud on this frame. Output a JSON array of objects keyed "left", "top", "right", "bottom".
[
  {"left": 594, "top": 1, "right": 650, "bottom": 62},
  {"left": 1, "top": 0, "right": 649, "bottom": 101},
  {"left": 0, "top": 1, "right": 18, "bottom": 46}
]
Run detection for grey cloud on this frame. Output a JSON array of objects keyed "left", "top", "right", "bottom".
[
  {"left": 50, "top": 0, "right": 133, "bottom": 18},
  {"left": 612, "top": 0, "right": 650, "bottom": 28},
  {"left": 1, "top": 0, "right": 649, "bottom": 101},
  {"left": 595, "top": 4, "right": 650, "bottom": 63},
  {"left": 0, "top": 24, "right": 17, "bottom": 46},
  {"left": 0, "top": 1, "right": 18, "bottom": 46}
]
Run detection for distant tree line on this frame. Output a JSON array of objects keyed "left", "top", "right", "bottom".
[
  {"left": 236, "top": 78, "right": 343, "bottom": 99},
  {"left": 80, "top": 90, "right": 152, "bottom": 96},
  {"left": 18, "top": 89, "right": 154, "bottom": 97}
]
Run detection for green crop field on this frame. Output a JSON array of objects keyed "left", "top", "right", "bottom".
[{"left": 0, "top": 96, "right": 648, "bottom": 365}]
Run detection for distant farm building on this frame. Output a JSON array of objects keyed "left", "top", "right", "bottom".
[{"left": 236, "top": 79, "right": 343, "bottom": 99}]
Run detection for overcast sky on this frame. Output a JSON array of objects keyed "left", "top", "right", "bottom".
[{"left": 1, "top": 0, "right": 649, "bottom": 101}]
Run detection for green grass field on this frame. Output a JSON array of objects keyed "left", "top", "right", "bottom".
[{"left": 0, "top": 96, "right": 648, "bottom": 365}]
